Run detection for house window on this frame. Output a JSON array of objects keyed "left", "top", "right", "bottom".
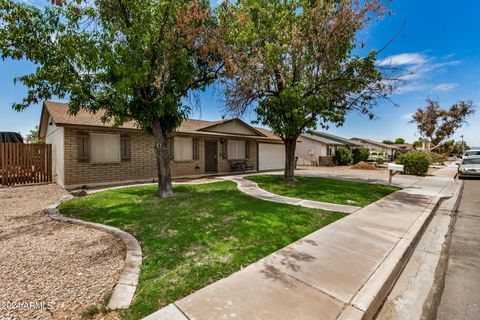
[
  {"left": 228, "top": 140, "right": 246, "bottom": 159},
  {"left": 327, "top": 146, "right": 335, "bottom": 157},
  {"left": 89, "top": 133, "right": 121, "bottom": 164},
  {"left": 174, "top": 137, "right": 193, "bottom": 161}
]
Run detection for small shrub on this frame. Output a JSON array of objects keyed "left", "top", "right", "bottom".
[
  {"left": 395, "top": 153, "right": 406, "bottom": 164},
  {"left": 335, "top": 147, "right": 353, "bottom": 165},
  {"left": 352, "top": 147, "right": 370, "bottom": 164},
  {"left": 376, "top": 157, "right": 385, "bottom": 165},
  {"left": 81, "top": 305, "right": 99, "bottom": 319},
  {"left": 396, "top": 152, "right": 430, "bottom": 176},
  {"left": 430, "top": 152, "right": 447, "bottom": 164}
]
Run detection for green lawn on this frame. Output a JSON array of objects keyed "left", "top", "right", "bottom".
[
  {"left": 59, "top": 181, "right": 345, "bottom": 320},
  {"left": 246, "top": 175, "right": 400, "bottom": 207}
]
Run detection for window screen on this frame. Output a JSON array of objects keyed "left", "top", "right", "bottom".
[
  {"left": 174, "top": 137, "right": 193, "bottom": 160},
  {"left": 89, "top": 133, "right": 121, "bottom": 164},
  {"left": 228, "top": 140, "right": 246, "bottom": 159}
]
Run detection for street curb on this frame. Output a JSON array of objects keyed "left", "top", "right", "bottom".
[
  {"left": 425, "top": 180, "right": 464, "bottom": 320},
  {"left": 44, "top": 195, "right": 142, "bottom": 310},
  {"left": 343, "top": 180, "right": 456, "bottom": 320}
]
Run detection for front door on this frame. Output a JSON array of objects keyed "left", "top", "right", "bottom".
[{"left": 204, "top": 140, "right": 217, "bottom": 173}]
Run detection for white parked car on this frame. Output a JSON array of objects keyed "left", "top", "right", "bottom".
[
  {"left": 463, "top": 149, "right": 480, "bottom": 158},
  {"left": 458, "top": 156, "right": 480, "bottom": 178},
  {"left": 368, "top": 151, "right": 388, "bottom": 162}
]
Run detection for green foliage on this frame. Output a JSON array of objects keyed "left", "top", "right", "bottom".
[
  {"left": 219, "top": 0, "right": 395, "bottom": 180},
  {"left": 394, "top": 138, "right": 405, "bottom": 144},
  {"left": 246, "top": 175, "right": 400, "bottom": 207},
  {"left": 452, "top": 141, "right": 468, "bottom": 155},
  {"left": 81, "top": 305, "right": 99, "bottom": 320},
  {"left": 352, "top": 147, "right": 370, "bottom": 164},
  {"left": 411, "top": 99, "right": 475, "bottom": 147},
  {"left": 376, "top": 157, "right": 385, "bottom": 165},
  {"left": 382, "top": 140, "right": 394, "bottom": 145},
  {"left": 396, "top": 152, "right": 430, "bottom": 176},
  {"left": 221, "top": 0, "right": 393, "bottom": 139},
  {"left": 60, "top": 181, "right": 345, "bottom": 319},
  {"left": 413, "top": 140, "right": 422, "bottom": 148},
  {"left": 335, "top": 147, "right": 353, "bottom": 166},
  {"left": 25, "top": 125, "right": 43, "bottom": 144},
  {"left": 430, "top": 152, "right": 447, "bottom": 164},
  {"left": 0, "top": 0, "right": 221, "bottom": 132}
]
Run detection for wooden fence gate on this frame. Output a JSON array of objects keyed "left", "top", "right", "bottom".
[{"left": 0, "top": 143, "right": 52, "bottom": 186}]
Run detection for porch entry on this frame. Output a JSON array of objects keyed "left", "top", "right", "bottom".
[{"left": 204, "top": 140, "right": 217, "bottom": 173}]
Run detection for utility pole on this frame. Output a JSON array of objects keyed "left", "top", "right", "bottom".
[{"left": 461, "top": 135, "right": 465, "bottom": 155}]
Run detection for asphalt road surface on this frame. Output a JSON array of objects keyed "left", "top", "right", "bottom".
[{"left": 436, "top": 179, "right": 480, "bottom": 320}]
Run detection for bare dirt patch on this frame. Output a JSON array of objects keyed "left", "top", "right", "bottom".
[
  {"left": 0, "top": 184, "right": 124, "bottom": 320},
  {"left": 351, "top": 161, "right": 377, "bottom": 170}
]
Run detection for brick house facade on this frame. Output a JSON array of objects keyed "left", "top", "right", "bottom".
[{"left": 39, "top": 101, "right": 281, "bottom": 189}]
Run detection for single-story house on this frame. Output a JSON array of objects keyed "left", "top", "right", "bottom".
[
  {"left": 0, "top": 132, "right": 24, "bottom": 143},
  {"left": 296, "top": 131, "right": 363, "bottom": 166},
  {"left": 394, "top": 143, "right": 416, "bottom": 151},
  {"left": 39, "top": 101, "right": 285, "bottom": 189},
  {"left": 351, "top": 137, "right": 398, "bottom": 160}
]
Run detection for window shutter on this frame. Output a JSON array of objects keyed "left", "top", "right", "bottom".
[
  {"left": 77, "top": 134, "right": 89, "bottom": 161},
  {"left": 169, "top": 137, "right": 174, "bottom": 160},
  {"left": 193, "top": 138, "right": 199, "bottom": 160},
  {"left": 121, "top": 134, "right": 131, "bottom": 161},
  {"left": 222, "top": 140, "right": 228, "bottom": 159},
  {"left": 246, "top": 141, "right": 251, "bottom": 159}
]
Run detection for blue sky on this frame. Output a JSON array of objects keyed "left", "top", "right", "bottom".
[{"left": 1, "top": 0, "right": 479, "bottom": 146}]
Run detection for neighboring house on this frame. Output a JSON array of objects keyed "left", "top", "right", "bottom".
[
  {"left": 296, "top": 132, "right": 363, "bottom": 166},
  {"left": 39, "top": 101, "right": 284, "bottom": 189},
  {"left": 394, "top": 143, "right": 416, "bottom": 151},
  {"left": 351, "top": 137, "right": 398, "bottom": 160},
  {"left": 0, "top": 132, "right": 23, "bottom": 143}
]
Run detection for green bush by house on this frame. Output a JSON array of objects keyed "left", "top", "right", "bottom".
[
  {"left": 352, "top": 147, "right": 370, "bottom": 164},
  {"left": 376, "top": 157, "right": 385, "bottom": 165},
  {"left": 335, "top": 147, "right": 353, "bottom": 165},
  {"left": 430, "top": 152, "right": 447, "bottom": 164},
  {"left": 396, "top": 152, "right": 430, "bottom": 176}
]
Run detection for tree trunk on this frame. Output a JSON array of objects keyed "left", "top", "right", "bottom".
[
  {"left": 283, "top": 137, "right": 298, "bottom": 183},
  {"left": 152, "top": 117, "right": 174, "bottom": 197}
]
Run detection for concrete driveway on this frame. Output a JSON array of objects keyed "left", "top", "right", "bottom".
[{"left": 271, "top": 165, "right": 425, "bottom": 188}]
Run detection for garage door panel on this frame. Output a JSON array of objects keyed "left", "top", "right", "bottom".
[{"left": 259, "top": 143, "right": 285, "bottom": 171}]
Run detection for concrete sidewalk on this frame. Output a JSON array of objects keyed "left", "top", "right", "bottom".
[
  {"left": 223, "top": 175, "right": 360, "bottom": 214},
  {"left": 144, "top": 168, "right": 457, "bottom": 320}
]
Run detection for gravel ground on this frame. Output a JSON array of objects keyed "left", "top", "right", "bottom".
[{"left": 0, "top": 184, "right": 124, "bottom": 320}]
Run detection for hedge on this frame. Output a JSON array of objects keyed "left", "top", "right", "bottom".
[
  {"left": 352, "top": 147, "right": 370, "bottom": 164},
  {"left": 335, "top": 147, "right": 353, "bottom": 165},
  {"left": 396, "top": 152, "right": 430, "bottom": 176}
]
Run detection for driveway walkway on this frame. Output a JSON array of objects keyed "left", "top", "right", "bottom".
[
  {"left": 224, "top": 176, "right": 360, "bottom": 213},
  {"left": 0, "top": 184, "right": 124, "bottom": 319},
  {"left": 145, "top": 167, "right": 456, "bottom": 320}
]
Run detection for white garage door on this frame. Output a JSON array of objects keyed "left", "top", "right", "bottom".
[{"left": 258, "top": 143, "right": 285, "bottom": 171}]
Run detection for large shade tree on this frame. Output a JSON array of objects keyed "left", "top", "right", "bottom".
[
  {"left": 220, "top": 0, "right": 397, "bottom": 182},
  {"left": 411, "top": 99, "right": 475, "bottom": 151},
  {"left": 0, "top": 0, "right": 224, "bottom": 197}
]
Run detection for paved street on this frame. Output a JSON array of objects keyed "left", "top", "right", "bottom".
[{"left": 436, "top": 179, "right": 480, "bottom": 320}]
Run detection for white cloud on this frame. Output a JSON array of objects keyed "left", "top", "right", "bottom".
[
  {"left": 433, "top": 83, "right": 459, "bottom": 92},
  {"left": 395, "top": 83, "right": 428, "bottom": 94},
  {"left": 378, "top": 53, "right": 428, "bottom": 66},
  {"left": 379, "top": 52, "right": 462, "bottom": 95},
  {"left": 401, "top": 112, "right": 414, "bottom": 120}
]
